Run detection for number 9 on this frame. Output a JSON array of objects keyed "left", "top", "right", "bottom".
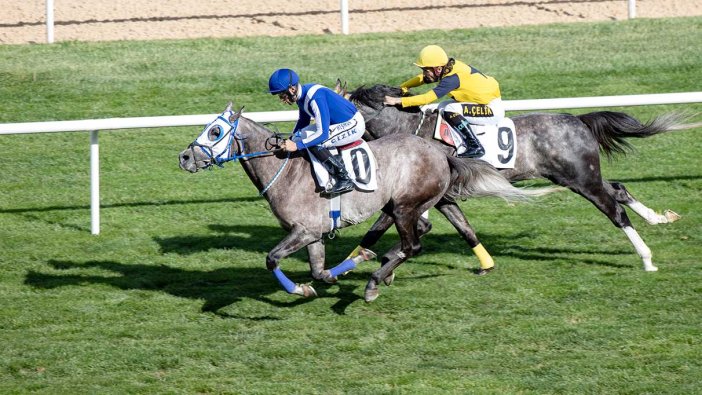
[{"left": 497, "top": 126, "right": 514, "bottom": 164}]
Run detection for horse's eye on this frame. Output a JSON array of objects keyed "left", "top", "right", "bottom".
[{"left": 208, "top": 126, "right": 222, "bottom": 141}]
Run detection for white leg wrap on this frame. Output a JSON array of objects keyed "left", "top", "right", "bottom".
[
  {"left": 622, "top": 226, "right": 657, "bottom": 272},
  {"left": 421, "top": 210, "right": 429, "bottom": 220},
  {"left": 628, "top": 201, "right": 669, "bottom": 225}
]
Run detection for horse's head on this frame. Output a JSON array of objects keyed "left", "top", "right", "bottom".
[
  {"left": 348, "top": 84, "right": 404, "bottom": 111},
  {"left": 178, "top": 102, "right": 244, "bottom": 173}
]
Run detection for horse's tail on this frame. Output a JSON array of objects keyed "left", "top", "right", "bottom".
[
  {"left": 445, "top": 157, "right": 560, "bottom": 202},
  {"left": 578, "top": 111, "right": 695, "bottom": 160}
]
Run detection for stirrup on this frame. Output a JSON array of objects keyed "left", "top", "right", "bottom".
[{"left": 320, "top": 180, "right": 355, "bottom": 197}]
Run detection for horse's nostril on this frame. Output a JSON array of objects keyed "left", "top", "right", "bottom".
[{"left": 182, "top": 154, "right": 190, "bottom": 161}]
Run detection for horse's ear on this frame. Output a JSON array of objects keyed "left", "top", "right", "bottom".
[
  {"left": 334, "top": 79, "right": 343, "bottom": 95},
  {"left": 225, "top": 101, "right": 233, "bottom": 112},
  {"left": 230, "top": 105, "right": 245, "bottom": 123},
  {"left": 334, "top": 79, "right": 350, "bottom": 99}
]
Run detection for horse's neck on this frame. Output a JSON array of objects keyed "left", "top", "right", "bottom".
[
  {"left": 237, "top": 118, "right": 285, "bottom": 192},
  {"left": 236, "top": 118, "right": 306, "bottom": 198},
  {"left": 377, "top": 108, "right": 436, "bottom": 139}
]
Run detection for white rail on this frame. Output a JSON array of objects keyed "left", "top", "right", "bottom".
[{"left": 1, "top": 92, "right": 701, "bottom": 235}]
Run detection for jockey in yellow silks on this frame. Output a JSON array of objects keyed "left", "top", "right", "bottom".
[
  {"left": 380, "top": 45, "right": 500, "bottom": 274},
  {"left": 384, "top": 45, "right": 504, "bottom": 158}
]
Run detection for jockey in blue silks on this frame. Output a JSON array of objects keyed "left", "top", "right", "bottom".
[{"left": 268, "top": 68, "right": 365, "bottom": 196}]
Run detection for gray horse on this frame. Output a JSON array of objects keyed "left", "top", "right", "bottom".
[
  {"left": 178, "top": 103, "right": 554, "bottom": 302},
  {"left": 343, "top": 83, "right": 692, "bottom": 272}
]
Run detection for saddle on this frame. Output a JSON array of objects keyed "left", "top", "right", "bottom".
[
  {"left": 308, "top": 140, "right": 378, "bottom": 193},
  {"left": 433, "top": 116, "right": 518, "bottom": 169}
]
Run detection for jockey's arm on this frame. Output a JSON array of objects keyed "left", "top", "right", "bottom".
[
  {"left": 292, "top": 110, "right": 311, "bottom": 135},
  {"left": 400, "top": 74, "right": 424, "bottom": 94},
  {"left": 400, "top": 74, "right": 460, "bottom": 108},
  {"left": 401, "top": 90, "right": 438, "bottom": 108},
  {"left": 294, "top": 98, "right": 330, "bottom": 150}
]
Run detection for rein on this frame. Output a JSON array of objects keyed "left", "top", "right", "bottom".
[{"left": 413, "top": 109, "right": 427, "bottom": 135}]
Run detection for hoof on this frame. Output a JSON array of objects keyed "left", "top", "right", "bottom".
[
  {"left": 664, "top": 209, "right": 681, "bottom": 223},
  {"left": 321, "top": 270, "right": 338, "bottom": 284},
  {"left": 347, "top": 247, "right": 378, "bottom": 264},
  {"left": 364, "top": 289, "right": 379, "bottom": 303},
  {"left": 355, "top": 248, "right": 378, "bottom": 263},
  {"left": 364, "top": 281, "right": 379, "bottom": 302},
  {"left": 644, "top": 265, "right": 659, "bottom": 272},
  {"left": 475, "top": 266, "right": 495, "bottom": 276},
  {"left": 293, "top": 283, "right": 317, "bottom": 297},
  {"left": 383, "top": 272, "right": 395, "bottom": 286}
]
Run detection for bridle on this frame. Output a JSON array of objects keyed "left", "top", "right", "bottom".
[
  {"left": 188, "top": 112, "right": 285, "bottom": 167},
  {"left": 187, "top": 110, "right": 290, "bottom": 196}
]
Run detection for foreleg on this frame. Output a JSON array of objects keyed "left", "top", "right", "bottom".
[
  {"left": 267, "top": 224, "right": 321, "bottom": 297},
  {"left": 306, "top": 241, "right": 326, "bottom": 281}
]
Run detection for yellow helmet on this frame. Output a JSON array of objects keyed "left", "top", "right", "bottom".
[{"left": 414, "top": 45, "right": 449, "bottom": 68}]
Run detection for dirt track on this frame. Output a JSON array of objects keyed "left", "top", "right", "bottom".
[{"left": 2, "top": 0, "right": 701, "bottom": 45}]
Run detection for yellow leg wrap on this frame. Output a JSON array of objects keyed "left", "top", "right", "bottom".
[{"left": 472, "top": 243, "right": 494, "bottom": 270}]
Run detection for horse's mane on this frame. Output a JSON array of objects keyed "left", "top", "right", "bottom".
[{"left": 349, "top": 84, "right": 421, "bottom": 113}]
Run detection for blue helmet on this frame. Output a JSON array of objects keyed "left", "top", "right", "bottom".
[{"left": 268, "top": 68, "right": 300, "bottom": 94}]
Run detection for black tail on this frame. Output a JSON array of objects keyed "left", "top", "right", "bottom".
[{"left": 578, "top": 111, "right": 687, "bottom": 159}]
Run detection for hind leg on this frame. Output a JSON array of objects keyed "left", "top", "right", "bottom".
[
  {"left": 344, "top": 211, "right": 430, "bottom": 274},
  {"left": 365, "top": 211, "right": 423, "bottom": 302},
  {"left": 608, "top": 182, "right": 681, "bottom": 225},
  {"left": 561, "top": 179, "right": 658, "bottom": 272},
  {"left": 435, "top": 198, "right": 495, "bottom": 275},
  {"left": 375, "top": 211, "right": 435, "bottom": 287}
]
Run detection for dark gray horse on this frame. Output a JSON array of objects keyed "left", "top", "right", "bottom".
[
  {"left": 178, "top": 103, "right": 554, "bottom": 302},
  {"left": 344, "top": 84, "right": 690, "bottom": 272}
]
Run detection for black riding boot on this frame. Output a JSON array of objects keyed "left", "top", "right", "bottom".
[
  {"left": 443, "top": 111, "right": 485, "bottom": 158},
  {"left": 309, "top": 146, "right": 355, "bottom": 196}
]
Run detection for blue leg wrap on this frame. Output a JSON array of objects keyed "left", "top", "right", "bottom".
[
  {"left": 328, "top": 258, "right": 357, "bottom": 278},
  {"left": 272, "top": 267, "right": 297, "bottom": 294}
]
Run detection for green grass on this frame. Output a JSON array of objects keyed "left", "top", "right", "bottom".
[{"left": 1, "top": 17, "right": 701, "bottom": 394}]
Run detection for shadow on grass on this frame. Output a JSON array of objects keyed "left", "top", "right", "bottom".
[
  {"left": 156, "top": 223, "right": 634, "bottom": 272},
  {"left": 419, "top": 230, "right": 634, "bottom": 269},
  {"left": 25, "top": 259, "right": 366, "bottom": 318},
  {"left": 155, "top": 224, "right": 288, "bottom": 256},
  {"left": 156, "top": 224, "right": 378, "bottom": 264}
]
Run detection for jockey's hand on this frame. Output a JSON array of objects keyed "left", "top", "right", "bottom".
[
  {"left": 384, "top": 96, "right": 402, "bottom": 106},
  {"left": 283, "top": 139, "right": 298, "bottom": 152}
]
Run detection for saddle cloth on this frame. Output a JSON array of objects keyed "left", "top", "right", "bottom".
[
  {"left": 309, "top": 140, "right": 378, "bottom": 193},
  {"left": 433, "top": 117, "right": 518, "bottom": 169}
]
